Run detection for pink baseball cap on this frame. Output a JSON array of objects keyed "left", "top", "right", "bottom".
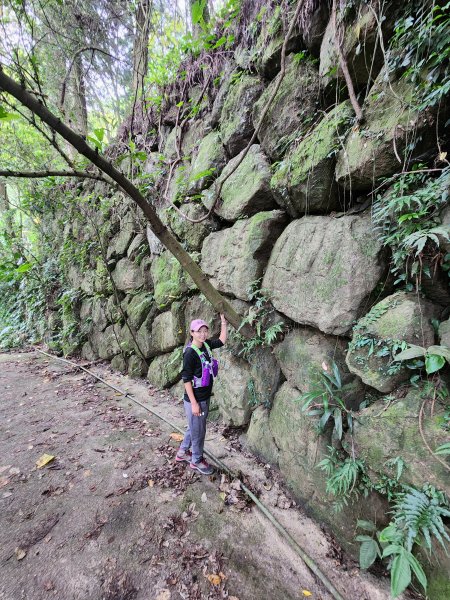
[{"left": 190, "top": 319, "right": 209, "bottom": 332}]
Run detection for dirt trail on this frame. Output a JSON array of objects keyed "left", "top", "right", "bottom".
[{"left": 0, "top": 351, "right": 397, "bottom": 600}]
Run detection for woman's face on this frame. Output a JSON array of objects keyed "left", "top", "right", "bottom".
[{"left": 191, "top": 325, "right": 209, "bottom": 346}]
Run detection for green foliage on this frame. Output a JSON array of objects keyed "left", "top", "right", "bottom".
[
  {"left": 395, "top": 343, "right": 450, "bottom": 375},
  {"left": 356, "top": 485, "right": 450, "bottom": 597},
  {"left": 373, "top": 166, "right": 450, "bottom": 283},
  {"left": 234, "top": 280, "right": 285, "bottom": 358},
  {"left": 299, "top": 361, "right": 355, "bottom": 440},
  {"left": 388, "top": 0, "right": 450, "bottom": 109},
  {"left": 317, "top": 447, "right": 371, "bottom": 511}
]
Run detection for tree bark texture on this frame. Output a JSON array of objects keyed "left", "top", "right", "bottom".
[{"left": 132, "top": 0, "right": 152, "bottom": 100}]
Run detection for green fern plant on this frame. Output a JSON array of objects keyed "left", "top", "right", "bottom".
[
  {"left": 299, "top": 361, "right": 356, "bottom": 440},
  {"left": 356, "top": 485, "right": 450, "bottom": 597},
  {"left": 317, "top": 447, "right": 371, "bottom": 511}
]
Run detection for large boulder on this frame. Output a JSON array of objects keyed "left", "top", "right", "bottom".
[
  {"left": 252, "top": 55, "right": 320, "bottom": 161},
  {"left": 274, "top": 327, "right": 365, "bottom": 409},
  {"left": 150, "top": 251, "right": 196, "bottom": 308},
  {"left": 90, "top": 324, "right": 121, "bottom": 360},
  {"left": 249, "top": 382, "right": 388, "bottom": 556},
  {"left": 336, "top": 69, "right": 441, "bottom": 191},
  {"left": 147, "top": 347, "right": 183, "bottom": 388},
  {"left": 187, "top": 131, "right": 227, "bottom": 195},
  {"left": 350, "top": 387, "right": 450, "bottom": 497},
  {"left": 164, "top": 119, "right": 205, "bottom": 162},
  {"left": 271, "top": 102, "right": 353, "bottom": 216},
  {"left": 319, "top": 2, "right": 387, "bottom": 90},
  {"left": 127, "top": 354, "right": 148, "bottom": 378},
  {"left": 213, "top": 349, "right": 253, "bottom": 426},
  {"left": 246, "top": 406, "right": 279, "bottom": 465},
  {"left": 126, "top": 291, "right": 154, "bottom": 330},
  {"left": 136, "top": 302, "right": 185, "bottom": 358},
  {"left": 146, "top": 225, "right": 164, "bottom": 256},
  {"left": 247, "top": 346, "right": 283, "bottom": 408},
  {"left": 201, "top": 210, "right": 288, "bottom": 301},
  {"left": 263, "top": 212, "right": 386, "bottom": 334},
  {"left": 165, "top": 203, "right": 219, "bottom": 252},
  {"left": 203, "top": 144, "right": 278, "bottom": 221},
  {"left": 346, "top": 292, "right": 440, "bottom": 393},
  {"left": 106, "top": 221, "right": 136, "bottom": 259},
  {"left": 112, "top": 258, "right": 145, "bottom": 292},
  {"left": 220, "top": 74, "right": 265, "bottom": 157}
]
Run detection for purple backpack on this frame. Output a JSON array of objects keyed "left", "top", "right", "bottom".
[{"left": 184, "top": 341, "right": 219, "bottom": 388}]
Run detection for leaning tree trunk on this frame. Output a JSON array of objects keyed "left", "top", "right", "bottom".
[{"left": 0, "top": 66, "right": 253, "bottom": 336}]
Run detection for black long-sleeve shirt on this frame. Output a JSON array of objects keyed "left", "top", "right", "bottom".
[{"left": 181, "top": 338, "right": 224, "bottom": 402}]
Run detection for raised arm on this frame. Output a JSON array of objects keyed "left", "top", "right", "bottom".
[{"left": 219, "top": 314, "right": 227, "bottom": 344}]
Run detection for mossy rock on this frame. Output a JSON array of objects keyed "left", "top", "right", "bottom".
[
  {"left": 111, "top": 354, "right": 127, "bottom": 374},
  {"left": 150, "top": 251, "right": 196, "bottom": 308},
  {"left": 136, "top": 302, "right": 184, "bottom": 359},
  {"left": 126, "top": 292, "right": 154, "bottom": 330},
  {"left": 336, "top": 68, "right": 440, "bottom": 191},
  {"left": 201, "top": 210, "right": 288, "bottom": 301},
  {"left": 164, "top": 203, "right": 219, "bottom": 252},
  {"left": 274, "top": 327, "right": 365, "bottom": 410},
  {"left": 220, "top": 74, "right": 265, "bottom": 157},
  {"left": 213, "top": 348, "right": 252, "bottom": 426},
  {"left": 187, "top": 131, "right": 227, "bottom": 195},
  {"left": 346, "top": 291, "right": 440, "bottom": 393},
  {"left": 263, "top": 212, "right": 386, "bottom": 334},
  {"left": 147, "top": 347, "right": 183, "bottom": 388},
  {"left": 319, "top": 3, "right": 386, "bottom": 91},
  {"left": 439, "top": 318, "right": 450, "bottom": 347},
  {"left": 203, "top": 144, "right": 278, "bottom": 221},
  {"left": 271, "top": 102, "right": 353, "bottom": 216},
  {"left": 252, "top": 55, "right": 320, "bottom": 161},
  {"left": 106, "top": 221, "right": 136, "bottom": 260},
  {"left": 112, "top": 257, "right": 146, "bottom": 292},
  {"left": 350, "top": 386, "right": 450, "bottom": 497},
  {"left": 128, "top": 354, "right": 148, "bottom": 378},
  {"left": 246, "top": 406, "right": 279, "bottom": 465}
]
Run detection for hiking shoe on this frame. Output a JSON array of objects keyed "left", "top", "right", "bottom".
[
  {"left": 175, "top": 449, "right": 192, "bottom": 463},
  {"left": 190, "top": 459, "right": 214, "bottom": 475}
]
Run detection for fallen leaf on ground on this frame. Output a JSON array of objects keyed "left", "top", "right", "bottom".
[
  {"left": 36, "top": 454, "right": 55, "bottom": 469},
  {"left": 15, "top": 548, "right": 26, "bottom": 560},
  {"left": 0, "top": 476, "right": 9, "bottom": 488},
  {"left": 0, "top": 465, "right": 12, "bottom": 474},
  {"left": 169, "top": 433, "right": 183, "bottom": 442},
  {"left": 155, "top": 589, "right": 171, "bottom": 600},
  {"left": 206, "top": 574, "right": 222, "bottom": 586},
  {"left": 201, "top": 492, "right": 207, "bottom": 503},
  {"left": 302, "top": 591, "right": 312, "bottom": 597},
  {"left": 9, "top": 467, "right": 20, "bottom": 475}
]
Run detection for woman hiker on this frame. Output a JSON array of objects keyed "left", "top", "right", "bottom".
[{"left": 176, "top": 314, "right": 227, "bottom": 475}]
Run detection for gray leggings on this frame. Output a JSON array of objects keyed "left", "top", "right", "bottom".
[{"left": 180, "top": 399, "right": 209, "bottom": 463}]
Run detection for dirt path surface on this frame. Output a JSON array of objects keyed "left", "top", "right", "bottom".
[{"left": 0, "top": 351, "right": 397, "bottom": 600}]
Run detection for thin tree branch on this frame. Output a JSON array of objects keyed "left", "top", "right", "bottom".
[
  {"left": 0, "top": 169, "right": 108, "bottom": 181},
  {"left": 331, "top": 0, "right": 363, "bottom": 122}
]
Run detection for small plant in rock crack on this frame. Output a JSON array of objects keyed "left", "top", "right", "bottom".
[
  {"left": 317, "top": 447, "right": 371, "bottom": 512},
  {"left": 234, "top": 280, "right": 285, "bottom": 358},
  {"left": 298, "top": 361, "right": 355, "bottom": 440}
]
